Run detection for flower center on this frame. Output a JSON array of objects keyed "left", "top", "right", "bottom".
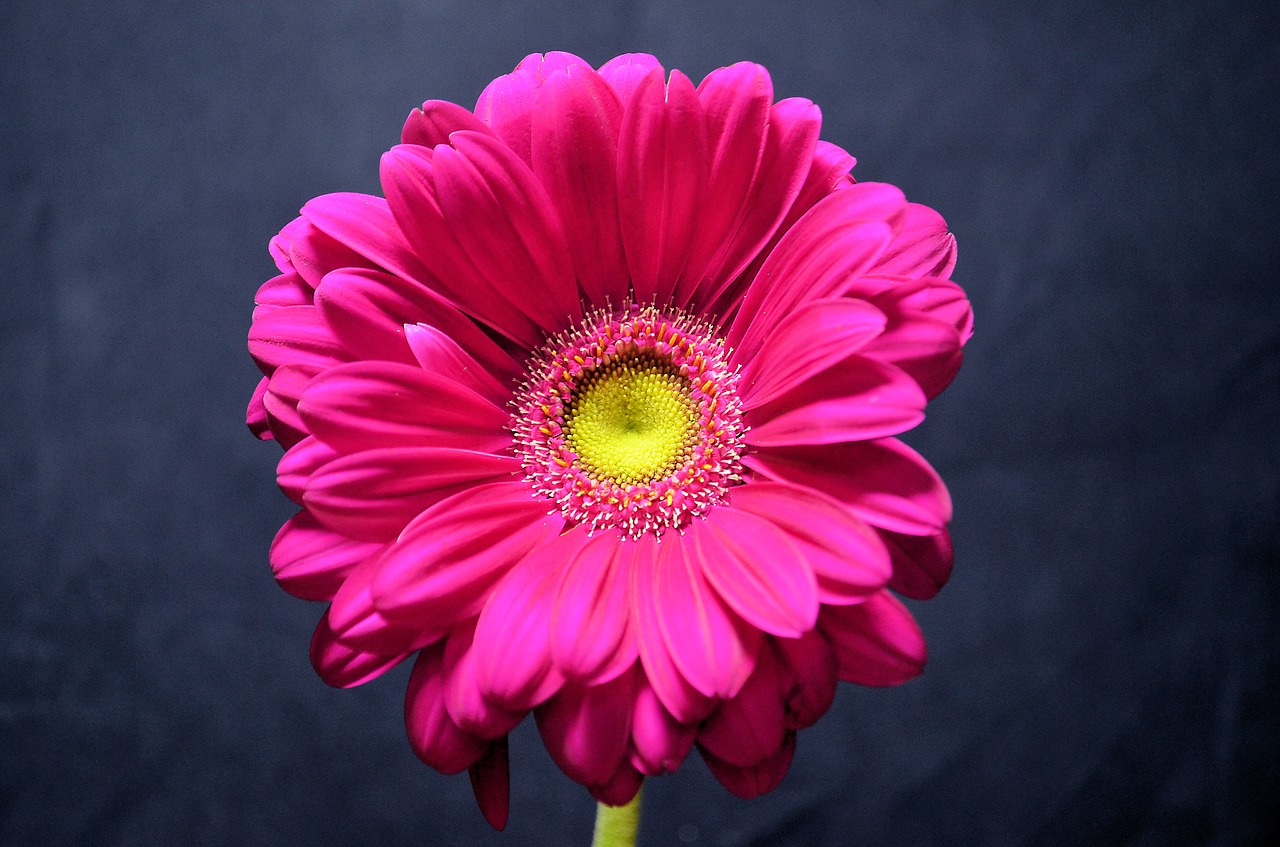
[
  {"left": 564, "top": 354, "right": 697, "bottom": 485},
  {"left": 513, "top": 306, "right": 745, "bottom": 538}
]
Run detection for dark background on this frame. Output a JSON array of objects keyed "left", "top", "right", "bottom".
[{"left": 3, "top": 1, "right": 1277, "bottom": 844}]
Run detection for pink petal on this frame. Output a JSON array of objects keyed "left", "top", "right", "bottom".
[
  {"left": 380, "top": 144, "right": 544, "bottom": 348},
  {"left": 468, "top": 737, "right": 510, "bottom": 831},
  {"left": 312, "top": 264, "right": 519, "bottom": 384},
  {"left": 474, "top": 52, "right": 593, "bottom": 165},
  {"left": 629, "top": 677, "right": 696, "bottom": 776},
  {"left": 442, "top": 625, "right": 524, "bottom": 738},
  {"left": 300, "top": 193, "right": 434, "bottom": 287},
  {"left": 531, "top": 66, "right": 629, "bottom": 306},
  {"left": 551, "top": 530, "right": 639, "bottom": 685},
  {"left": 303, "top": 447, "right": 520, "bottom": 541},
  {"left": 651, "top": 531, "right": 761, "bottom": 699},
  {"left": 328, "top": 558, "right": 442, "bottom": 655},
  {"left": 700, "top": 731, "right": 796, "bottom": 799},
  {"left": 697, "top": 650, "right": 786, "bottom": 767},
  {"left": 248, "top": 305, "right": 347, "bottom": 376},
  {"left": 860, "top": 313, "right": 964, "bottom": 400},
  {"left": 744, "top": 355, "right": 927, "bottom": 447},
  {"left": 269, "top": 509, "right": 381, "bottom": 602},
  {"left": 298, "top": 360, "right": 509, "bottom": 454},
  {"left": 692, "top": 96, "right": 822, "bottom": 312},
  {"left": 631, "top": 534, "right": 715, "bottom": 724},
  {"left": 286, "top": 220, "right": 370, "bottom": 289},
  {"left": 402, "top": 99, "right": 493, "bottom": 147},
  {"left": 268, "top": 216, "right": 307, "bottom": 275},
  {"left": 896, "top": 276, "right": 973, "bottom": 342},
  {"left": 404, "top": 645, "right": 490, "bottom": 774},
  {"left": 728, "top": 185, "right": 903, "bottom": 360},
  {"left": 247, "top": 376, "right": 272, "bottom": 440},
  {"left": 535, "top": 667, "right": 637, "bottom": 786},
  {"left": 820, "top": 590, "right": 927, "bottom": 686},
  {"left": 772, "top": 631, "right": 838, "bottom": 730},
  {"left": 470, "top": 529, "right": 586, "bottom": 711},
  {"left": 871, "top": 202, "right": 957, "bottom": 278},
  {"left": 692, "top": 507, "right": 820, "bottom": 638},
  {"left": 672, "top": 62, "right": 773, "bottom": 307},
  {"left": 736, "top": 298, "right": 887, "bottom": 408},
  {"left": 617, "top": 69, "right": 708, "bottom": 305},
  {"left": 726, "top": 482, "right": 891, "bottom": 605},
  {"left": 404, "top": 322, "right": 516, "bottom": 401},
  {"left": 589, "top": 762, "right": 644, "bottom": 807},
  {"left": 276, "top": 435, "right": 337, "bottom": 505},
  {"left": 743, "top": 438, "right": 952, "bottom": 535},
  {"left": 261, "top": 363, "right": 318, "bottom": 449},
  {"left": 254, "top": 271, "right": 312, "bottom": 310},
  {"left": 884, "top": 527, "right": 954, "bottom": 600},
  {"left": 432, "top": 132, "right": 581, "bottom": 332},
  {"left": 309, "top": 609, "right": 410, "bottom": 688},
  {"left": 597, "top": 53, "right": 665, "bottom": 105},
  {"left": 370, "top": 481, "right": 565, "bottom": 630}
]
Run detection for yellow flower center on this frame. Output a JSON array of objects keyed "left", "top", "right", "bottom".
[{"left": 564, "top": 354, "right": 698, "bottom": 485}]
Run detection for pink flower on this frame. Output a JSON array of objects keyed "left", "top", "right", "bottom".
[{"left": 248, "top": 51, "right": 971, "bottom": 830}]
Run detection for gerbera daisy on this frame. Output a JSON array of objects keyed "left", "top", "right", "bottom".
[{"left": 248, "top": 51, "right": 972, "bottom": 832}]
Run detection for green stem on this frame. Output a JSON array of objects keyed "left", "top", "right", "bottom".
[{"left": 591, "top": 785, "right": 643, "bottom": 847}]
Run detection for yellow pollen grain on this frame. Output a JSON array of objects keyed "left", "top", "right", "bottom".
[{"left": 564, "top": 356, "right": 698, "bottom": 485}]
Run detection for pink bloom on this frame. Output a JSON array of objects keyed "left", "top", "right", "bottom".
[{"left": 248, "top": 51, "right": 971, "bottom": 829}]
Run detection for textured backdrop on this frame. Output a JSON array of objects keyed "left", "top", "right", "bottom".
[{"left": 2, "top": 1, "right": 1277, "bottom": 844}]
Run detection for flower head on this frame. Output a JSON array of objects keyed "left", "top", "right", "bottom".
[{"left": 248, "top": 51, "right": 972, "bottom": 829}]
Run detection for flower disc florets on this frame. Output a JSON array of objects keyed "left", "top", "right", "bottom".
[{"left": 513, "top": 305, "right": 745, "bottom": 538}]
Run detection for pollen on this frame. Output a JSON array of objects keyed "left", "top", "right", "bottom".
[{"left": 512, "top": 305, "right": 746, "bottom": 538}]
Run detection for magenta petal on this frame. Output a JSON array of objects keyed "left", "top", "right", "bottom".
[
  {"left": 269, "top": 510, "right": 380, "bottom": 602},
  {"left": 474, "top": 53, "right": 591, "bottom": 165},
  {"left": 262, "top": 363, "right": 318, "bottom": 449},
  {"left": 744, "top": 438, "right": 952, "bottom": 535},
  {"left": 693, "top": 507, "right": 819, "bottom": 638},
  {"left": 745, "top": 355, "right": 927, "bottom": 448},
  {"left": 309, "top": 609, "right": 410, "bottom": 688},
  {"left": 471, "top": 529, "right": 589, "bottom": 711},
  {"left": 772, "top": 631, "right": 838, "bottom": 730},
  {"left": 304, "top": 447, "right": 520, "bottom": 542},
  {"left": 404, "top": 646, "right": 489, "bottom": 774},
  {"left": 442, "top": 626, "right": 524, "bottom": 739},
  {"left": 598, "top": 53, "right": 665, "bottom": 105},
  {"left": 404, "top": 323, "right": 515, "bottom": 401},
  {"left": 255, "top": 271, "right": 312, "bottom": 310},
  {"left": 434, "top": 132, "right": 581, "bottom": 334},
  {"left": 247, "top": 376, "right": 272, "bottom": 439},
  {"left": 862, "top": 311, "right": 964, "bottom": 399},
  {"left": 631, "top": 534, "right": 715, "bottom": 724},
  {"left": 820, "top": 590, "right": 927, "bottom": 686},
  {"left": 380, "top": 144, "right": 543, "bottom": 348},
  {"left": 551, "top": 530, "right": 639, "bottom": 684},
  {"left": 535, "top": 667, "right": 637, "bottom": 786},
  {"left": 727, "top": 482, "right": 891, "bottom": 605},
  {"left": 590, "top": 762, "right": 644, "bottom": 807},
  {"left": 532, "top": 66, "right": 628, "bottom": 306},
  {"left": 276, "top": 435, "right": 337, "bottom": 505},
  {"left": 652, "top": 532, "right": 761, "bottom": 699},
  {"left": 698, "top": 651, "right": 786, "bottom": 767},
  {"left": 286, "top": 221, "right": 371, "bottom": 289},
  {"left": 629, "top": 677, "right": 696, "bottom": 776},
  {"left": 468, "top": 737, "right": 511, "bottom": 831},
  {"left": 737, "top": 298, "right": 887, "bottom": 407},
  {"left": 896, "top": 276, "right": 973, "bottom": 342},
  {"left": 402, "top": 99, "right": 493, "bottom": 147},
  {"left": 700, "top": 731, "right": 796, "bottom": 800},
  {"left": 298, "top": 360, "right": 509, "bottom": 454},
  {"left": 884, "top": 527, "right": 954, "bottom": 600},
  {"left": 871, "top": 202, "right": 957, "bottom": 278},
  {"left": 617, "top": 69, "right": 708, "bottom": 305},
  {"left": 300, "top": 193, "right": 434, "bottom": 287},
  {"left": 371, "top": 481, "right": 565, "bottom": 629},
  {"left": 328, "top": 558, "right": 441, "bottom": 654},
  {"left": 248, "top": 305, "right": 347, "bottom": 376},
  {"left": 729, "top": 188, "right": 901, "bottom": 360}
]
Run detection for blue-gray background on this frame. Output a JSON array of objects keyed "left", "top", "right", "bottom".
[{"left": 2, "top": 1, "right": 1277, "bottom": 844}]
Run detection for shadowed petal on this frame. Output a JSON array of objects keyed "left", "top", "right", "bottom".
[
  {"left": 535, "top": 666, "right": 637, "bottom": 786},
  {"left": 617, "top": 69, "right": 708, "bottom": 306},
  {"left": 744, "top": 438, "right": 952, "bottom": 535},
  {"left": 404, "top": 645, "right": 490, "bottom": 774},
  {"left": 468, "top": 737, "right": 510, "bottom": 831},
  {"left": 698, "top": 650, "right": 786, "bottom": 767},
  {"left": 772, "top": 631, "right": 838, "bottom": 730},
  {"left": 304, "top": 447, "right": 520, "bottom": 541},
  {"left": 700, "top": 731, "right": 796, "bottom": 799},
  {"left": 269, "top": 509, "right": 381, "bottom": 602},
  {"left": 443, "top": 625, "right": 524, "bottom": 738},
  {"left": 884, "top": 527, "right": 954, "bottom": 600},
  {"left": 629, "top": 676, "right": 697, "bottom": 776},
  {"left": 820, "top": 590, "right": 927, "bottom": 686},
  {"left": 310, "top": 609, "right": 411, "bottom": 688}
]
